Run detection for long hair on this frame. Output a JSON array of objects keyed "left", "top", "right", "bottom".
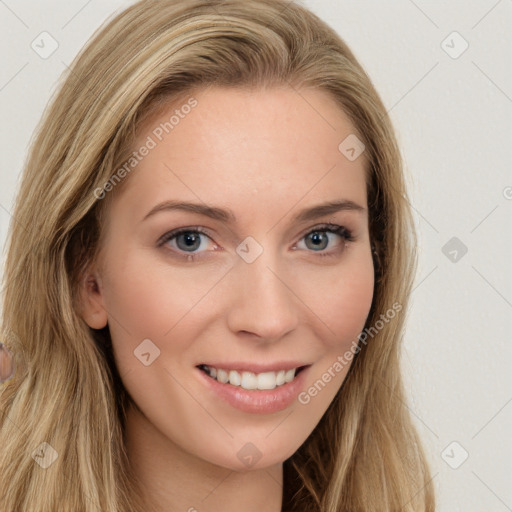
[{"left": 0, "top": 0, "right": 435, "bottom": 510}]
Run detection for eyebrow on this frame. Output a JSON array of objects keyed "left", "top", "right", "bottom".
[
  {"left": 142, "top": 199, "right": 366, "bottom": 224},
  {"left": 142, "top": 199, "right": 366, "bottom": 223}
]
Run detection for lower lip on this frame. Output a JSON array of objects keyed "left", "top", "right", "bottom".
[{"left": 196, "top": 366, "right": 311, "bottom": 414}]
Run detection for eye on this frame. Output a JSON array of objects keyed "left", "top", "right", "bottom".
[
  {"left": 157, "top": 226, "right": 215, "bottom": 261},
  {"left": 157, "top": 223, "right": 355, "bottom": 261},
  {"left": 295, "top": 223, "right": 355, "bottom": 257}
]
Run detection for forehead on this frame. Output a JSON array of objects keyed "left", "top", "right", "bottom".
[{"left": 114, "top": 86, "right": 368, "bottom": 225}]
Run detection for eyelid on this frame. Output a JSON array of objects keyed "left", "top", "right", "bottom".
[
  {"left": 156, "top": 225, "right": 212, "bottom": 246},
  {"left": 297, "top": 222, "right": 354, "bottom": 240}
]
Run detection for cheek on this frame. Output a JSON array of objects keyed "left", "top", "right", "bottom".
[
  {"left": 293, "top": 258, "right": 374, "bottom": 426},
  {"left": 334, "top": 267, "right": 374, "bottom": 341},
  {"left": 98, "top": 245, "right": 237, "bottom": 387},
  {"left": 296, "top": 253, "right": 375, "bottom": 348},
  {"left": 98, "top": 250, "right": 202, "bottom": 368},
  {"left": 100, "top": 243, "right": 216, "bottom": 334}
]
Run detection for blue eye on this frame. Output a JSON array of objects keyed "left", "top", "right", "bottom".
[
  {"left": 297, "top": 224, "right": 355, "bottom": 256},
  {"left": 165, "top": 229, "right": 210, "bottom": 252},
  {"left": 158, "top": 224, "right": 355, "bottom": 261},
  {"left": 157, "top": 227, "right": 214, "bottom": 261}
]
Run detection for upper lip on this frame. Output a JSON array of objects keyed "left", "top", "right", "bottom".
[{"left": 197, "top": 361, "right": 311, "bottom": 373}]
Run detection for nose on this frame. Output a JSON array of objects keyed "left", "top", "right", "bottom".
[{"left": 225, "top": 250, "right": 299, "bottom": 342}]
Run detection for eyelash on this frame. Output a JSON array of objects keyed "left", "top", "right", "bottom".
[{"left": 157, "top": 223, "right": 356, "bottom": 261}]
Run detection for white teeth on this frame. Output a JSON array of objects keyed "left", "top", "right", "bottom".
[
  {"left": 216, "top": 368, "right": 229, "bottom": 383},
  {"left": 228, "top": 370, "right": 241, "bottom": 386},
  {"left": 284, "top": 369, "right": 295, "bottom": 383},
  {"left": 241, "top": 371, "right": 258, "bottom": 390},
  {"left": 257, "top": 371, "right": 277, "bottom": 390},
  {"left": 202, "top": 365, "right": 299, "bottom": 390}
]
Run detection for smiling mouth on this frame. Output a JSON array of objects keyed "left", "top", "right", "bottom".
[{"left": 197, "top": 364, "right": 309, "bottom": 391}]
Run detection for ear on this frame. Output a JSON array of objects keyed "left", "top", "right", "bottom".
[{"left": 77, "top": 266, "right": 109, "bottom": 330}]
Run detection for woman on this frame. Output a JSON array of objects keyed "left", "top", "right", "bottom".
[{"left": 0, "top": 0, "right": 435, "bottom": 510}]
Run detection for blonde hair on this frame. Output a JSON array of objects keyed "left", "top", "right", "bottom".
[{"left": 0, "top": 0, "right": 435, "bottom": 510}]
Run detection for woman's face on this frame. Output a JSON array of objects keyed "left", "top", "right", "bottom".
[{"left": 81, "top": 86, "right": 374, "bottom": 471}]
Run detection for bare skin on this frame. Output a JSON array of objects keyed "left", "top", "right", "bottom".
[
  {"left": 0, "top": 344, "right": 15, "bottom": 382},
  {"left": 79, "top": 86, "right": 374, "bottom": 512}
]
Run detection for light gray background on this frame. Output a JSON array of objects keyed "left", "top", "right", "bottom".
[{"left": 0, "top": 1, "right": 511, "bottom": 511}]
